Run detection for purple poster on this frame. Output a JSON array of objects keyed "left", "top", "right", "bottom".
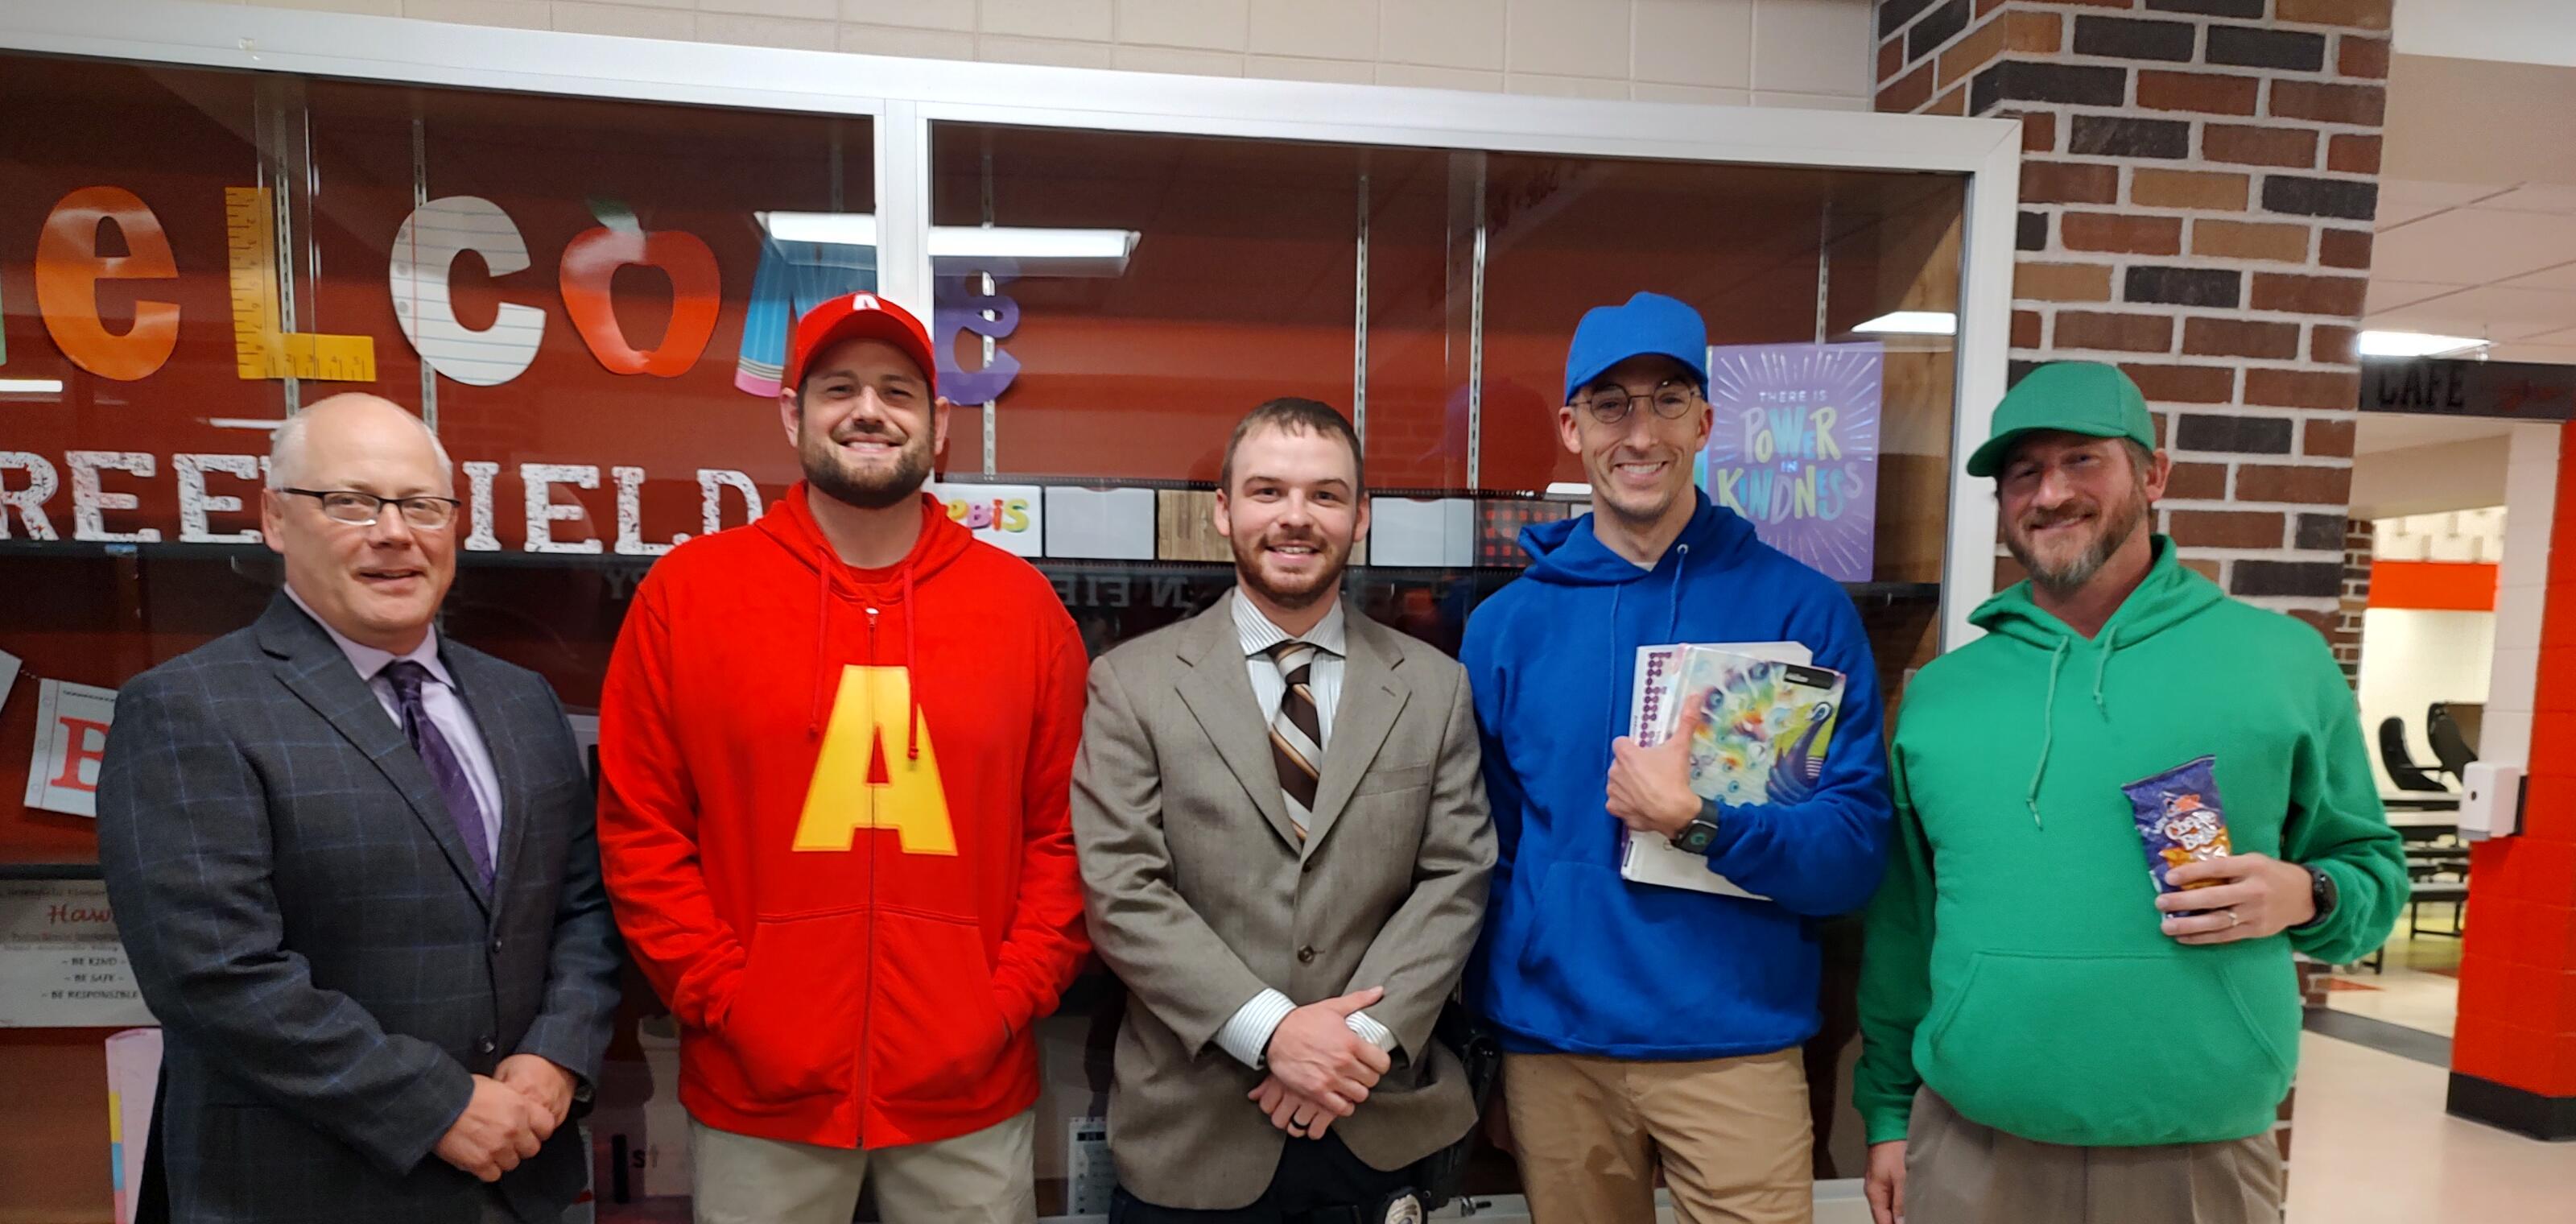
[{"left": 1698, "top": 341, "right": 1883, "bottom": 582}]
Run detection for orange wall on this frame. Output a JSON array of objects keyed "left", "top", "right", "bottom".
[{"left": 2368, "top": 560, "right": 2498, "bottom": 611}]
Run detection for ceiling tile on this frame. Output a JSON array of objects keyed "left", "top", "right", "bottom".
[
  {"left": 2368, "top": 206, "right": 2576, "bottom": 284},
  {"left": 2500, "top": 260, "right": 2576, "bottom": 292},
  {"left": 2364, "top": 279, "right": 2467, "bottom": 312},
  {"left": 2367, "top": 283, "right": 2576, "bottom": 341},
  {"left": 2478, "top": 183, "right": 2576, "bottom": 215},
  {"left": 2483, "top": 339, "right": 2576, "bottom": 365}
]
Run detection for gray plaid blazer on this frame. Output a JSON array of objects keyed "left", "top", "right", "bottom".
[{"left": 96, "top": 593, "right": 622, "bottom": 1224}]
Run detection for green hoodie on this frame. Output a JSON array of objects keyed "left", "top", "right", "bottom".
[{"left": 1854, "top": 537, "right": 2408, "bottom": 1148}]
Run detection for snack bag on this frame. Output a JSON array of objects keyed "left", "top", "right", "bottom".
[{"left": 2123, "top": 755, "right": 2233, "bottom": 900}]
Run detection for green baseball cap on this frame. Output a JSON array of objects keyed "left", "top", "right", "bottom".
[{"left": 1965, "top": 361, "right": 2157, "bottom": 478}]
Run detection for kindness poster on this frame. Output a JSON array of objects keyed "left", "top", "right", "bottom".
[{"left": 1698, "top": 342, "right": 1883, "bottom": 583}]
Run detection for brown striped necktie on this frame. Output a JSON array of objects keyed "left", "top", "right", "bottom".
[{"left": 1267, "top": 640, "right": 1323, "bottom": 840}]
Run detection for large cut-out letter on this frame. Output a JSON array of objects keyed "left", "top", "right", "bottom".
[{"left": 792, "top": 666, "right": 956, "bottom": 855}]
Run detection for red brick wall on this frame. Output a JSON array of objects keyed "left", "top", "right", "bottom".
[
  {"left": 1876, "top": 0, "right": 2390, "bottom": 640},
  {"left": 2337, "top": 515, "right": 2372, "bottom": 681}
]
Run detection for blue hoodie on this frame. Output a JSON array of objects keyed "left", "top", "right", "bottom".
[{"left": 1462, "top": 492, "right": 1893, "bottom": 1059}]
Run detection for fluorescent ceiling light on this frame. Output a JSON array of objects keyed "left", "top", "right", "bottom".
[
  {"left": 762, "top": 211, "right": 880, "bottom": 246},
  {"left": 0, "top": 378, "right": 64, "bottom": 395},
  {"left": 1853, "top": 311, "right": 1957, "bottom": 336},
  {"left": 931, "top": 225, "right": 1138, "bottom": 262},
  {"left": 1544, "top": 482, "right": 1593, "bottom": 498},
  {"left": 210, "top": 417, "right": 290, "bottom": 431},
  {"left": 759, "top": 213, "right": 1141, "bottom": 275},
  {"left": 2359, "top": 330, "right": 2491, "bottom": 358}
]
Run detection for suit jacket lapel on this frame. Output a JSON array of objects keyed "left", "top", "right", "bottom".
[
  {"left": 443, "top": 647, "right": 529, "bottom": 907},
  {"left": 257, "top": 595, "right": 493, "bottom": 914},
  {"left": 1173, "top": 593, "right": 1303, "bottom": 852},
  {"left": 1300, "top": 612, "right": 1409, "bottom": 859}
]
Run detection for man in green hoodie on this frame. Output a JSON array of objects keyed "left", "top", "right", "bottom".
[{"left": 1853, "top": 362, "right": 2408, "bottom": 1224}]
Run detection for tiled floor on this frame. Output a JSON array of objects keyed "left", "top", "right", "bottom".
[
  {"left": 2286, "top": 1032, "right": 2576, "bottom": 1221},
  {"left": 2322, "top": 927, "right": 2465, "bottom": 1037}
]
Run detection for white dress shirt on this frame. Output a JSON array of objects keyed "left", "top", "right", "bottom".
[
  {"left": 1212, "top": 592, "right": 1400, "bottom": 1067},
  {"left": 285, "top": 585, "right": 504, "bottom": 864}
]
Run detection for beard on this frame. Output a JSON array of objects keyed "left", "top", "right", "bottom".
[
  {"left": 801, "top": 417, "right": 933, "bottom": 511},
  {"left": 1231, "top": 524, "right": 1352, "bottom": 613},
  {"left": 2005, "top": 475, "right": 2152, "bottom": 597}
]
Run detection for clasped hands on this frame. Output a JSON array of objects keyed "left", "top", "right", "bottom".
[
  {"left": 434, "top": 1054, "right": 576, "bottom": 1183},
  {"left": 1247, "top": 986, "right": 1391, "bottom": 1141}
]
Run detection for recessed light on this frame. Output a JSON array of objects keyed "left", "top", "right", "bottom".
[
  {"left": 1853, "top": 311, "right": 1957, "bottom": 337},
  {"left": 2359, "top": 330, "right": 2490, "bottom": 358}
]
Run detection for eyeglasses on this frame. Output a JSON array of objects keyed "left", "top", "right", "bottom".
[
  {"left": 282, "top": 488, "right": 463, "bottom": 530},
  {"left": 1571, "top": 382, "right": 1699, "bottom": 424}
]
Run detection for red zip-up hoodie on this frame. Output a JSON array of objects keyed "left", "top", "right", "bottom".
[{"left": 597, "top": 483, "right": 1090, "bottom": 1149}]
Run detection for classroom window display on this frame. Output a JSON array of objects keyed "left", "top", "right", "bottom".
[{"left": 0, "top": 48, "right": 1972, "bottom": 1220}]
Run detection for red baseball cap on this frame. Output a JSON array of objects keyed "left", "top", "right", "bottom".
[{"left": 782, "top": 292, "right": 939, "bottom": 396}]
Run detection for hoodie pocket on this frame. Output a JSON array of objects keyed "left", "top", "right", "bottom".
[
  {"left": 1922, "top": 949, "right": 2296, "bottom": 1145},
  {"left": 870, "top": 909, "right": 1012, "bottom": 1104},
  {"left": 720, "top": 908, "right": 868, "bottom": 1102}
]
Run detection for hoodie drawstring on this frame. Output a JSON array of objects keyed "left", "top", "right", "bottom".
[
  {"left": 1604, "top": 584, "right": 1627, "bottom": 741},
  {"left": 808, "top": 563, "right": 833, "bottom": 738},
  {"left": 2091, "top": 627, "right": 2116, "bottom": 715},
  {"left": 1667, "top": 544, "right": 1690, "bottom": 641},
  {"left": 2027, "top": 639, "right": 2070, "bottom": 827},
  {"left": 904, "top": 564, "right": 920, "bottom": 760}
]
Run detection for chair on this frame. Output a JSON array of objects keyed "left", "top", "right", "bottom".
[
  {"left": 2427, "top": 703, "right": 2479, "bottom": 782},
  {"left": 2380, "top": 717, "right": 2451, "bottom": 792}
]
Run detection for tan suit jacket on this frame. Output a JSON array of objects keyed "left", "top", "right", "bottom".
[{"left": 1071, "top": 592, "right": 1495, "bottom": 1210}]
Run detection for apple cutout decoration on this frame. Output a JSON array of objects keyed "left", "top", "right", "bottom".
[{"left": 559, "top": 196, "right": 720, "bottom": 378}]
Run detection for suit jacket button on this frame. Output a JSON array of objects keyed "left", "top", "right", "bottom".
[
  {"left": 477, "top": 1036, "right": 497, "bottom": 1056},
  {"left": 489, "top": 937, "right": 504, "bottom": 955},
  {"left": 1298, "top": 947, "right": 1317, "bottom": 964}
]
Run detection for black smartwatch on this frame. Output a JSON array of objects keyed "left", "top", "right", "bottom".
[
  {"left": 2291, "top": 864, "right": 2337, "bottom": 932},
  {"left": 1673, "top": 799, "right": 1723, "bottom": 857}
]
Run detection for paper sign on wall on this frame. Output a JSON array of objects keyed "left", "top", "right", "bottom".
[
  {"left": 25, "top": 678, "right": 115, "bottom": 818},
  {"left": 1699, "top": 341, "right": 1883, "bottom": 582},
  {"left": 1044, "top": 486, "right": 1155, "bottom": 560},
  {"left": 0, "top": 880, "right": 155, "bottom": 1027},
  {"left": 0, "top": 645, "right": 21, "bottom": 717},
  {"left": 107, "top": 1027, "right": 162, "bottom": 1224},
  {"left": 566, "top": 712, "right": 601, "bottom": 790},
  {"left": 1368, "top": 497, "right": 1476, "bottom": 568},
  {"left": 927, "top": 482, "right": 1043, "bottom": 558},
  {"left": 1067, "top": 1116, "right": 1114, "bottom": 1214},
  {"left": 224, "top": 187, "right": 375, "bottom": 382},
  {"left": 390, "top": 196, "right": 546, "bottom": 387}
]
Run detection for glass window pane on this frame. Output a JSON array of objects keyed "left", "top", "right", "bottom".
[{"left": 932, "top": 124, "right": 1360, "bottom": 482}]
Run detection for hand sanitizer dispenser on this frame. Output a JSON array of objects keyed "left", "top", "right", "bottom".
[{"left": 2458, "top": 762, "right": 2524, "bottom": 842}]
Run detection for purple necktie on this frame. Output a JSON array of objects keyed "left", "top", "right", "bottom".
[{"left": 382, "top": 660, "right": 495, "bottom": 887}]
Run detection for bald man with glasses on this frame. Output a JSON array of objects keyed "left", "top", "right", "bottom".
[{"left": 97, "top": 394, "right": 622, "bottom": 1224}]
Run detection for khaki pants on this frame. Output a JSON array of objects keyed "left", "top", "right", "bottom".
[
  {"left": 1502, "top": 1048, "right": 1812, "bottom": 1224},
  {"left": 689, "top": 1110, "right": 1037, "bottom": 1224},
  {"left": 1903, "top": 1091, "right": 2283, "bottom": 1224}
]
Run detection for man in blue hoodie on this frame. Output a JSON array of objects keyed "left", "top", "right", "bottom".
[{"left": 1463, "top": 292, "right": 1893, "bottom": 1224}]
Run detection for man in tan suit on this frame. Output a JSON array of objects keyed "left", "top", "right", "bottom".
[{"left": 1072, "top": 398, "right": 1496, "bottom": 1224}]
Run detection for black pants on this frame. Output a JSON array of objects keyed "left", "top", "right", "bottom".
[{"left": 1108, "top": 1134, "right": 1414, "bottom": 1224}]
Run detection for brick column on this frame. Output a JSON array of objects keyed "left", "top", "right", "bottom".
[
  {"left": 1875, "top": 0, "right": 2390, "bottom": 637},
  {"left": 2450, "top": 421, "right": 2576, "bottom": 1141},
  {"left": 2335, "top": 515, "right": 2372, "bottom": 681}
]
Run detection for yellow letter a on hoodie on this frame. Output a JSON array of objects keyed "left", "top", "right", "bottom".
[{"left": 791, "top": 665, "right": 958, "bottom": 855}]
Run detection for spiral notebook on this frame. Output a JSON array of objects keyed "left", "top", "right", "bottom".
[{"left": 1622, "top": 641, "right": 1843, "bottom": 899}]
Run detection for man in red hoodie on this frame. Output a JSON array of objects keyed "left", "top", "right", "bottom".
[{"left": 598, "top": 292, "right": 1092, "bottom": 1224}]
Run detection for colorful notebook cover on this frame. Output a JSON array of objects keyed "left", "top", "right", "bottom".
[{"left": 1621, "top": 642, "right": 1839, "bottom": 899}]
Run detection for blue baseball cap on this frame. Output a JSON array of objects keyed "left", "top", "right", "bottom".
[{"left": 1563, "top": 292, "right": 1710, "bottom": 403}]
